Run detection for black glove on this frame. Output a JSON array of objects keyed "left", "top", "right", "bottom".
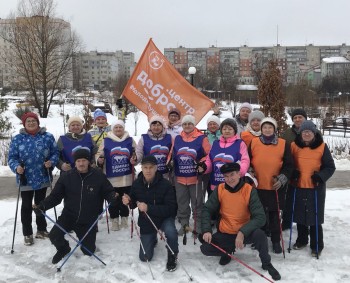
[
  {"left": 292, "top": 170, "right": 300, "bottom": 181},
  {"left": 311, "top": 173, "right": 322, "bottom": 185},
  {"left": 195, "top": 161, "right": 207, "bottom": 174},
  {"left": 243, "top": 175, "right": 255, "bottom": 186},
  {"left": 167, "top": 160, "right": 174, "bottom": 173},
  {"left": 33, "top": 203, "right": 45, "bottom": 216}
]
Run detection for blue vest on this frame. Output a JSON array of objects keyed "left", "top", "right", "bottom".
[
  {"left": 61, "top": 134, "right": 93, "bottom": 167},
  {"left": 173, "top": 135, "right": 205, "bottom": 177},
  {"left": 104, "top": 137, "right": 133, "bottom": 178},
  {"left": 209, "top": 139, "right": 242, "bottom": 186},
  {"left": 142, "top": 134, "right": 172, "bottom": 174}
]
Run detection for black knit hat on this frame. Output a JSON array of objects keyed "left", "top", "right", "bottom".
[
  {"left": 220, "top": 118, "right": 238, "bottom": 134},
  {"left": 291, "top": 108, "right": 307, "bottom": 120},
  {"left": 73, "top": 147, "right": 91, "bottom": 162},
  {"left": 220, "top": 162, "right": 241, "bottom": 174},
  {"left": 141, "top": 155, "right": 158, "bottom": 165}
]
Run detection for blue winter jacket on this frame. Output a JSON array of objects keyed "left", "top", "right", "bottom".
[{"left": 8, "top": 127, "right": 59, "bottom": 190}]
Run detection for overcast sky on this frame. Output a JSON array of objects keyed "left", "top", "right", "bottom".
[{"left": 1, "top": 0, "right": 349, "bottom": 60}]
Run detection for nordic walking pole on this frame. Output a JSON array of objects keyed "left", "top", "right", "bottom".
[
  {"left": 11, "top": 178, "right": 21, "bottom": 254},
  {"left": 45, "top": 158, "right": 57, "bottom": 221},
  {"left": 105, "top": 200, "right": 110, "bottom": 234},
  {"left": 273, "top": 176, "right": 285, "bottom": 258},
  {"left": 288, "top": 187, "right": 297, "bottom": 253},
  {"left": 40, "top": 210, "right": 106, "bottom": 269},
  {"left": 143, "top": 211, "right": 193, "bottom": 281},
  {"left": 57, "top": 203, "right": 111, "bottom": 271},
  {"left": 210, "top": 242, "right": 274, "bottom": 283},
  {"left": 129, "top": 206, "right": 155, "bottom": 280},
  {"left": 314, "top": 185, "right": 319, "bottom": 259},
  {"left": 193, "top": 172, "right": 199, "bottom": 245}
]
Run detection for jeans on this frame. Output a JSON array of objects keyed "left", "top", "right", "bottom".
[{"left": 139, "top": 217, "right": 178, "bottom": 261}]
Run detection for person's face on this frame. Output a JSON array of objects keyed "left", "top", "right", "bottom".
[
  {"left": 150, "top": 122, "right": 163, "bottom": 135},
  {"left": 113, "top": 125, "right": 124, "bottom": 138},
  {"left": 169, "top": 113, "right": 180, "bottom": 123},
  {"left": 182, "top": 122, "right": 195, "bottom": 134},
  {"left": 95, "top": 117, "right": 107, "bottom": 128},
  {"left": 24, "top": 118, "right": 39, "bottom": 132},
  {"left": 250, "top": 118, "right": 261, "bottom": 132},
  {"left": 293, "top": 115, "right": 306, "bottom": 129},
  {"left": 223, "top": 171, "right": 240, "bottom": 188},
  {"left": 221, "top": 125, "right": 235, "bottom": 138},
  {"left": 301, "top": 130, "right": 315, "bottom": 145},
  {"left": 75, "top": 158, "right": 89, "bottom": 173},
  {"left": 69, "top": 122, "right": 83, "bottom": 134},
  {"left": 261, "top": 123, "right": 275, "bottom": 136},
  {"left": 208, "top": 122, "right": 219, "bottom": 133},
  {"left": 142, "top": 163, "right": 157, "bottom": 182},
  {"left": 239, "top": 107, "right": 251, "bottom": 120}
]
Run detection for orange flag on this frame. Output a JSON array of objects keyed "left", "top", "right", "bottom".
[{"left": 121, "top": 39, "right": 214, "bottom": 125}]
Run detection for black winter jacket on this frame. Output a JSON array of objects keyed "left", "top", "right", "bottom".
[
  {"left": 42, "top": 167, "right": 115, "bottom": 224},
  {"left": 130, "top": 171, "right": 177, "bottom": 234}
]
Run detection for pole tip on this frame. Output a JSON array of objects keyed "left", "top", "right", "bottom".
[
  {"left": 11, "top": 250, "right": 14, "bottom": 254},
  {"left": 57, "top": 268, "right": 61, "bottom": 272}
]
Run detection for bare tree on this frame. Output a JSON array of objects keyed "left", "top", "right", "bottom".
[
  {"left": 0, "top": 0, "right": 81, "bottom": 117},
  {"left": 258, "top": 60, "right": 287, "bottom": 133}
]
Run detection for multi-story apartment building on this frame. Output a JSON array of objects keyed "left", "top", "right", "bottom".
[
  {"left": 164, "top": 44, "right": 350, "bottom": 87},
  {"left": 321, "top": 57, "right": 350, "bottom": 78},
  {"left": 72, "top": 50, "right": 135, "bottom": 91}
]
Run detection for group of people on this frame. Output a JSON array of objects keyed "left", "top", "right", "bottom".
[{"left": 8, "top": 104, "right": 335, "bottom": 281}]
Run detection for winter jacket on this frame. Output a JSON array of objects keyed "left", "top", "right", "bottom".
[
  {"left": 8, "top": 127, "right": 59, "bottom": 190},
  {"left": 291, "top": 132, "right": 335, "bottom": 226},
  {"left": 88, "top": 125, "right": 111, "bottom": 147},
  {"left": 233, "top": 114, "right": 248, "bottom": 135},
  {"left": 96, "top": 131, "right": 136, "bottom": 187},
  {"left": 56, "top": 131, "right": 97, "bottom": 170},
  {"left": 167, "top": 120, "right": 183, "bottom": 139},
  {"left": 201, "top": 179, "right": 266, "bottom": 237},
  {"left": 129, "top": 171, "right": 177, "bottom": 234},
  {"left": 206, "top": 130, "right": 222, "bottom": 145},
  {"left": 41, "top": 167, "right": 116, "bottom": 225},
  {"left": 174, "top": 128, "right": 211, "bottom": 185},
  {"left": 281, "top": 125, "right": 299, "bottom": 144}
]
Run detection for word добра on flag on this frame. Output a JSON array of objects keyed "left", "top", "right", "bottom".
[{"left": 121, "top": 38, "right": 214, "bottom": 125}]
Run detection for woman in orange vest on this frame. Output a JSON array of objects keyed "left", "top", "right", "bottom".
[
  {"left": 290, "top": 121, "right": 335, "bottom": 257},
  {"left": 249, "top": 117, "right": 294, "bottom": 254},
  {"left": 240, "top": 110, "right": 265, "bottom": 147}
]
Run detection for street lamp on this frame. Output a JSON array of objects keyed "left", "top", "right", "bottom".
[
  {"left": 188, "top": 66, "right": 196, "bottom": 86},
  {"left": 338, "top": 92, "right": 342, "bottom": 116}
]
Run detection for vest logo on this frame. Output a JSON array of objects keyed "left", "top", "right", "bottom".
[
  {"left": 110, "top": 147, "right": 130, "bottom": 165},
  {"left": 177, "top": 147, "right": 197, "bottom": 165},
  {"left": 149, "top": 51, "right": 164, "bottom": 70}
]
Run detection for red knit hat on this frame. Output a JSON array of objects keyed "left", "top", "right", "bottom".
[{"left": 21, "top": 112, "right": 40, "bottom": 125}]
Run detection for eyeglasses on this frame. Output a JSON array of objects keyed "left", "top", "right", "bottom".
[
  {"left": 182, "top": 123, "right": 193, "bottom": 126},
  {"left": 25, "top": 120, "right": 37, "bottom": 124},
  {"left": 301, "top": 130, "right": 314, "bottom": 135}
]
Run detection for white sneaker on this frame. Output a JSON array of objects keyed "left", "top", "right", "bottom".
[
  {"left": 121, "top": 217, "right": 128, "bottom": 228},
  {"left": 111, "top": 218, "right": 120, "bottom": 231},
  {"left": 24, "top": 235, "right": 34, "bottom": 246}
]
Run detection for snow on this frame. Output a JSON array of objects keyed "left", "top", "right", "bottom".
[{"left": 322, "top": 57, "right": 350, "bottom": 63}]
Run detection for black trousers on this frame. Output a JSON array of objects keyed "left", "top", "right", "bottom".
[
  {"left": 49, "top": 214, "right": 97, "bottom": 255},
  {"left": 21, "top": 188, "right": 47, "bottom": 236},
  {"left": 263, "top": 210, "right": 280, "bottom": 243},
  {"left": 200, "top": 229, "right": 271, "bottom": 266},
  {"left": 296, "top": 224, "right": 324, "bottom": 250},
  {"left": 109, "top": 186, "right": 131, "bottom": 218}
]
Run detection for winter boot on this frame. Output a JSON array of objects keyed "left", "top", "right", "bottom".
[
  {"left": 219, "top": 254, "right": 231, "bottom": 265},
  {"left": 311, "top": 249, "right": 322, "bottom": 257},
  {"left": 272, "top": 242, "right": 282, "bottom": 254},
  {"left": 121, "top": 217, "right": 128, "bottom": 228},
  {"left": 166, "top": 251, "right": 178, "bottom": 272},
  {"left": 35, "top": 230, "right": 49, "bottom": 239},
  {"left": 24, "top": 235, "right": 34, "bottom": 246},
  {"left": 293, "top": 242, "right": 307, "bottom": 250},
  {"left": 52, "top": 246, "right": 71, "bottom": 264},
  {"left": 111, "top": 218, "right": 120, "bottom": 231},
  {"left": 178, "top": 224, "right": 189, "bottom": 236},
  {"left": 262, "top": 263, "right": 281, "bottom": 281}
]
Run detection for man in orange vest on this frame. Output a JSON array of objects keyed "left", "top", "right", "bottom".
[{"left": 200, "top": 162, "right": 281, "bottom": 281}]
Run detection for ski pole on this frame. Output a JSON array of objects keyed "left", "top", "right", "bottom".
[
  {"left": 275, "top": 188, "right": 285, "bottom": 259},
  {"left": 105, "top": 200, "right": 110, "bottom": 234},
  {"left": 288, "top": 186, "right": 297, "bottom": 253},
  {"left": 128, "top": 206, "right": 155, "bottom": 280},
  {"left": 11, "top": 178, "right": 21, "bottom": 254},
  {"left": 143, "top": 211, "right": 193, "bottom": 281},
  {"left": 45, "top": 158, "right": 57, "bottom": 221},
  {"left": 210, "top": 242, "right": 274, "bottom": 283}
]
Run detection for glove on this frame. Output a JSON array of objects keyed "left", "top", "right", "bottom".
[
  {"left": 311, "top": 173, "right": 322, "bottom": 185},
  {"left": 167, "top": 160, "right": 174, "bottom": 173},
  {"left": 195, "top": 161, "right": 207, "bottom": 174},
  {"left": 272, "top": 176, "right": 282, "bottom": 190},
  {"left": 292, "top": 170, "right": 300, "bottom": 181},
  {"left": 33, "top": 203, "right": 45, "bottom": 216}
]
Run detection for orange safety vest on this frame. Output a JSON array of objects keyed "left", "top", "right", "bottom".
[
  {"left": 291, "top": 142, "right": 325, "bottom": 189},
  {"left": 241, "top": 131, "right": 257, "bottom": 147},
  {"left": 250, "top": 138, "right": 285, "bottom": 190},
  {"left": 218, "top": 183, "right": 252, "bottom": 234}
]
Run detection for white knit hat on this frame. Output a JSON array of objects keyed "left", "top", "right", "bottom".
[
  {"left": 207, "top": 115, "right": 221, "bottom": 126},
  {"left": 149, "top": 115, "right": 166, "bottom": 128},
  {"left": 182, "top": 115, "right": 195, "bottom": 125},
  {"left": 248, "top": 110, "right": 265, "bottom": 123},
  {"left": 67, "top": 116, "right": 83, "bottom": 128},
  {"left": 111, "top": 120, "right": 125, "bottom": 129},
  {"left": 239, "top": 102, "right": 253, "bottom": 112},
  {"left": 261, "top": 117, "right": 278, "bottom": 131}
]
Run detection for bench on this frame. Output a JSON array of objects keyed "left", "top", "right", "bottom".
[{"left": 322, "top": 118, "right": 350, "bottom": 137}]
